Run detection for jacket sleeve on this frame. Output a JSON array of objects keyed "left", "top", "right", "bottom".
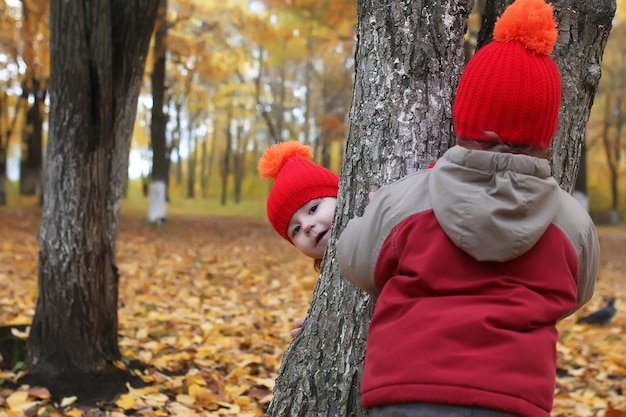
[
  {"left": 337, "top": 171, "right": 432, "bottom": 297},
  {"left": 336, "top": 185, "right": 401, "bottom": 297},
  {"left": 573, "top": 217, "right": 600, "bottom": 312},
  {"left": 553, "top": 191, "right": 601, "bottom": 314}
]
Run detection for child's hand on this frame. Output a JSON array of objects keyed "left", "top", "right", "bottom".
[
  {"left": 290, "top": 315, "right": 307, "bottom": 338},
  {"left": 368, "top": 184, "right": 379, "bottom": 202}
]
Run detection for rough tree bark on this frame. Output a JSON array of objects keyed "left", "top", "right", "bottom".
[
  {"left": 550, "top": 0, "right": 615, "bottom": 191},
  {"left": 267, "top": 0, "right": 615, "bottom": 416},
  {"left": 28, "top": 0, "right": 158, "bottom": 381}
]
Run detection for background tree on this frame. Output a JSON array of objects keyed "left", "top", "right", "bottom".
[
  {"left": 17, "top": 0, "right": 48, "bottom": 199},
  {"left": 147, "top": 0, "right": 170, "bottom": 223},
  {"left": 27, "top": 0, "right": 158, "bottom": 388},
  {"left": 586, "top": 11, "right": 626, "bottom": 223},
  {"left": 267, "top": 0, "right": 616, "bottom": 416},
  {"left": 0, "top": 0, "right": 49, "bottom": 205}
]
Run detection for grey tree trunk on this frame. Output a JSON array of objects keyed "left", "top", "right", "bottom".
[
  {"left": 267, "top": 1, "right": 471, "bottom": 416},
  {"left": 550, "top": 0, "right": 615, "bottom": 191},
  {"left": 28, "top": 0, "right": 158, "bottom": 378},
  {"left": 267, "top": 0, "right": 615, "bottom": 416},
  {"left": 479, "top": 0, "right": 616, "bottom": 192}
]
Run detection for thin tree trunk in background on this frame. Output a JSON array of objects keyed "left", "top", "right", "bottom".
[
  {"left": 200, "top": 132, "right": 208, "bottom": 198},
  {"left": 19, "top": 79, "right": 45, "bottom": 198},
  {"left": 254, "top": 45, "right": 280, "bottom": 144},
  {"left": 0, "top": 149, "right": 5, "bottom": 205},
  {"left": 147, "top": 0, "right": 169, "bottom": 223},
  {"left": 610, "top": 95, "right": 621, "bottom": 223},
  {"left": 186, "top": 127, "right": 196, "bottom": 199},
  {"left": 221, "top": 112, "right": 233, "bottom": 206},
  {"left": 28, "top": 0, "right": 157, "bottom": 381},
  {"left": 233, "top": 124, "right": 249, "bottom": 204},
  {"left": 267, "top": 1, "right": 470, "bottom": 415},
  {"left": 573, "top": 141, "right": 589, "bottom": 211},
  {"left": 173, "top": 99, "right": 183, "bottom": 186},
  {"left": 320, "top": 77, "right": 332, "bottom": 169},
  {"left": 0, "top": 91, "right": 23, "bottom": 206},
  {"left": 0, "top": 92, "right": 7, "bottom": 206},
  {"left": 18, "top": 1, "right": 46, "bottom": 200},
  {"left": 205, "top": 119, "right": 219, "bottom": 198}
]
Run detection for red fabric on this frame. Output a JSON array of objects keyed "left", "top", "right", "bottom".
[
  {"left": 363, "top": 211, "right": 579, "bottom": 417},
  {"left": 452, "top": 41, "right": 561, "bottom": 148}
]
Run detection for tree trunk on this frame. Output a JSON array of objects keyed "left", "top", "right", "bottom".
[
  {"left": 1, "top": 85, "right": 25, "bottom": 206},
  {"left": 19, "top": 80, "right": 45, "bottom": 198},
  {"left": 267, "top": 0, "right": 615, "bottom": 416},
  {"left": 267, "top": 1, "right": 470, "bottom": 415},
  {"left": 0, "top": 147, "right": 6, "bottom": 206},
  {"left": 147, "top": 0, "right": 169, "bottom": 223},
  {"left": 480, "top": 0, "right": 616, "bottom": 192},
  {"left": 186, "top": 129, "right": 196, "bottom": 199},
  {"left": 220, "top": 113, "right": 233, "bottom": 206},
  {"left": 609, "top": 94, "right": 622, "bottom": 223},
  {"left": 28, "top": 0, "right": 158, "bottom": 380},
  {"left": 0, "top": 92, "right": 7, "bottom": 205},
  {"left": 233, "top": 124, "right": 248, "bottom": 204},
  {"left": 573, "top": 140, "right": 589, "bottom": 211},
  {"left": 200, "top": 132, "right": 208, "bottom": 198}
]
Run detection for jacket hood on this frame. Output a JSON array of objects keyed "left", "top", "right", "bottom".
[{"left": 429, "top": 146, "right": 561, "bottom": 262}]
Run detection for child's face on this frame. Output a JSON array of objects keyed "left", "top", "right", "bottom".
[{"left": 288, "top": 197, "right": 337, "bottom": 260}]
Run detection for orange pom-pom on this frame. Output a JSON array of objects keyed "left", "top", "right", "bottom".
[
  {"left": 258, "top": 141, "right": 313, "bottom": 180},
  {"left": 493, "top": 0, "right": 557, "bottom": 56}
]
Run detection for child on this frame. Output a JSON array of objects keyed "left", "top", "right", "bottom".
[
  {"left": 258, "top": 141, "right": 339, "bottom": 336},
  {"left": 336, "top": 0, "right": 600, "bottom": 416}
]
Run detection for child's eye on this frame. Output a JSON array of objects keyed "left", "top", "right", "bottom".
[
  {"left": 291, "top": 225, "right": 301, "bottom": 237},
  {"left": 310, "top": 204, "right": 318, "bottom": 214}
]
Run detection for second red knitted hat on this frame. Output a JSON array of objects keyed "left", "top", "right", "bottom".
[{"left": 258, "top": 141, "right": 339, "bottom": 243}]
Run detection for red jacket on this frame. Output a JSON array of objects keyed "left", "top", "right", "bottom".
[{"left": 337, "top": 146, "right": 599, "bottom": 417}]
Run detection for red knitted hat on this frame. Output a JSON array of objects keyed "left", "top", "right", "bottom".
[
  {"left": 258, "top": 141, "right": 339, "bottom": 243},
  {"left": 453, "top": 0, "right": 561, "bottom": 148}
]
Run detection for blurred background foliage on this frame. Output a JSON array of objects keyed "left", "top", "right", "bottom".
[{"left": 0, "top": 0, "right": 624, "bottom": 222}]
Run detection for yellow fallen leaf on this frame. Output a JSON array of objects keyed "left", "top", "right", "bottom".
[
  {"left": 144, "top": 392, "right": 169, "bottom": 408},
  {"left": 65, "top": 409, "right": 83, "bottom": 417},
  {"left": 115, "top": 393, "right": 136, "bottom": 410},
  {"left": 185, "top": 374, "right": 207, "bottom": 387},
  {"left": 175, "top": 394, "right": 195, "bottom": 405},
  {"left": 234, "top": 396, "right": 251, "bottom": 407},
  {"left": 165, "top": 402, "right": 198, "bottom": 416},
  {"left": 187, "top": 383, "right": 202, "bottom": 398},
  {"left": 5, "top": 390, "right": 29, "bottom": 410},
  {"left": 60, "top": 396, "right": 77, "bottom": 407}
]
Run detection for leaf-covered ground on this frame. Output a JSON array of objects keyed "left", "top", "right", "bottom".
[{"left": 0, "top": 208, "right": 624, "bottom": 417}]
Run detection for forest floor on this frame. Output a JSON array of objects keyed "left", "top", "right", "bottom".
[{"left": 0, "top": 208, "right": 625, "bottom": 417}]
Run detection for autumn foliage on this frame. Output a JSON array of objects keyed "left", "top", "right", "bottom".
[{"left": 0, "top": 208, "right": 625, "bottom": 416}]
